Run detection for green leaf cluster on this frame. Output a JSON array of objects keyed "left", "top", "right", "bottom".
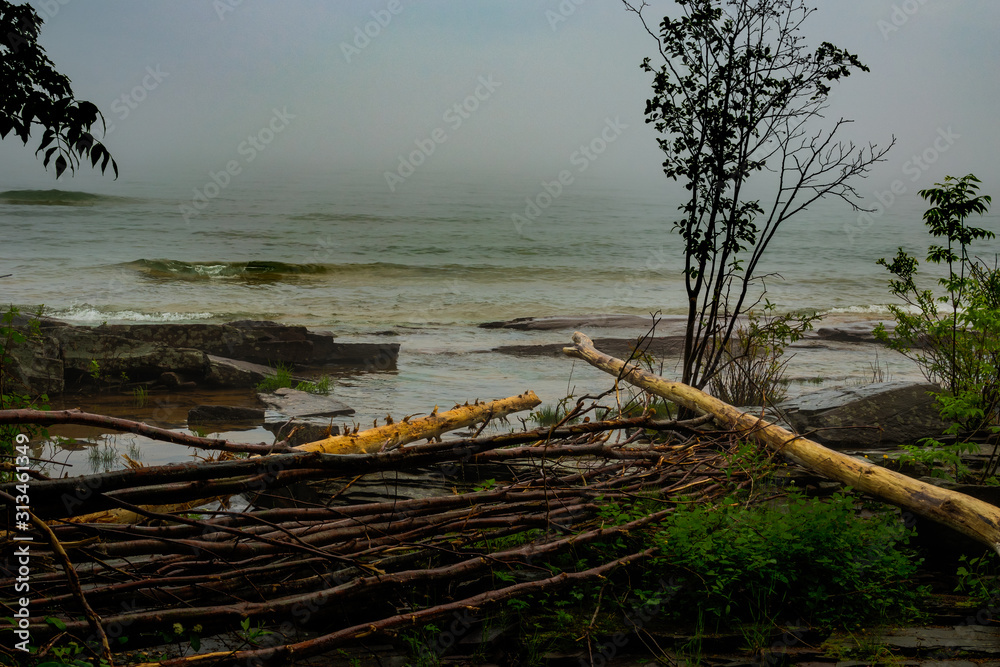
[
  {"left": 654, "top": 491, "right": 924, "bottom": 628},
  {"left": 0, "top": 1, "right": 117, "bottom": 178},
  {"left": 874, "top": 174, "right": 999, "bottom": 481}
]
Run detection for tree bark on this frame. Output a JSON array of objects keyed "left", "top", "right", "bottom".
[{"left": 563, "top": 331, "right": 1000, "bottom": 555}]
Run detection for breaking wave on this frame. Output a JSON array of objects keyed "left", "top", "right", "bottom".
[{"left": 50, "top": 305, "right": 217, "bottom": 323}]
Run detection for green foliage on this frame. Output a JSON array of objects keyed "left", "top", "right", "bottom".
[
  {"left": 34, "top": 640, "right": 112, "bottom": 667},
  {"left": 0, "top": 1, "right": 117, "bottom": 178},
  {"left": 1, "top": 306, "right": 50, "bottom": 475},
  {"left": 237, "top": 617, "right": 270, "bottom": 645},
  {"left": 632, "top": 0, "right": 888, "bottom": 389},
  {"left": 157, "top": 621, "right": 204, "bottom": 655},
  {"left": 255, "top": 363, "right": 331, "bottom": 395},
  {"left": 255, "top": 363, "right": 293, "bottom": 392},
  {"left": 654, "top": 491, "right": 925, "bottom": 629},
  {"left": 897, "top": 435, "right": 979, "bottom": 483},
  {"left": 132, "top": 384, "right": 149, "bottom": 407},
  {"left": 710, "top": 301, "right": 819, "bottom": 406},
  {"left": 296, "top": 374, "right": 331, "bottom": 395},
  {"left": 874, "top": 174, "right": 999, "bottom": 481},
  {"left": 400, "top": 622, "right": 443, "bottom": 667},
  {"left": 954, "top": 552, "right": 998, "bottom": 602},
  {"left": 530, "top": 394, "right": 580, "bottom": 426},
  {"left": 87, "top": 358, "right": 101, "bottom": 382}
]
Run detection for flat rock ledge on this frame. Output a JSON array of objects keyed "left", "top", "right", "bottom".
[
  {"left": 6, "top": 317, "right": 399, "bottom": 394},
  {"left": 496, "top": 336, "right": 685, "bottom": 359},
  {"left": 480, "top": 314, "right": 673, "bottom": 331},
  {"left": 256, "top": 387, "right": 355, "bottom": 419}
]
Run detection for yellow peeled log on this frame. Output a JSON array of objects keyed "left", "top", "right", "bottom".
[
  {"left": 562, "top": 332, "right": 1000, "bottom": 555},
  {"left": 46, "top": 392, "right": 540, "bottom": 527},
  {"left": 295, "top": 391, "right": 542, "bottom": 454}
]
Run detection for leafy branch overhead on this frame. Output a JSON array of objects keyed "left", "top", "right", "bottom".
[
  {"left": 0, "top": 1, "right": 117, "bottom": 178},
  {"left": 624, "top": 0, "right": 893, "bottom": 391}
]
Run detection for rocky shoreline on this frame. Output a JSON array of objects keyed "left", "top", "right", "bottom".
[
  {"left": 7, "top": 316, "right": 400, "bottom": 395},
  {"left": 8, "top": 313, "right": 937, "bottom": 451},
  {"left": 9, "top": 314, "right": 999, "bottom": 666}
]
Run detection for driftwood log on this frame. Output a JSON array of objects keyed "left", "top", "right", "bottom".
[
  {"left": 563, "top": 331, "right": 1000, "bottom": 555},
  {"left": 296, "top": 391, "right": 541, "bottom": 453}
]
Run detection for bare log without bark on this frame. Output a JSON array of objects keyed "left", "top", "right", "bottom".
[
  {"left": 563, "top": 331, "right": 1000, "bottom": 555},
  {"left": 296, "top": 391, "right": 541, "bottom": 453}
]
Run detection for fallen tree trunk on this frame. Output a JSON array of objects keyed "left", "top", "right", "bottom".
[
  {"left": 563, "top": 331, "right": 1000, "bottom": 555},
  {"left": 295, "top": 391, "right": 542, "bottom": 454}
]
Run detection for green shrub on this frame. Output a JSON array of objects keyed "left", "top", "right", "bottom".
[
  {"left": 709, "top": 301, "right": 818, "bottom": 406},
  {"left": 654, "top": 491, "right": 925, "bottom": 629},
  {"left": 874, "top": 174, "right": 999, "bottom": 481}
]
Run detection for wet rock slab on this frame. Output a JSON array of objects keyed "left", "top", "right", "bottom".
[
  {"left": 777, "top": 381, "right": 948, "bottom": 449},
  {"left": 256, "top": 387, "right": 355, "bottom": 418},
  {"left": 204, "top": 355, "right": 275, "bottom": 388}
]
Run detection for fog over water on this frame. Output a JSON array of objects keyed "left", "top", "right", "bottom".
[{"left": 3, "top": 1, "right": 1000, "bottom": 449}]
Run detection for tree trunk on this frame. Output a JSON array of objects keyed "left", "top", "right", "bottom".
[
  {"left": 563, "top": 331, "right": 1000, "bottom": 555},
  {"left": 295, "top": 391, "right": 541, "bottom": 454}
]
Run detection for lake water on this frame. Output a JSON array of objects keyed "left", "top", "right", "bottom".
[{"left": 3, "top": 170, "right": 997, "bottom": 467}]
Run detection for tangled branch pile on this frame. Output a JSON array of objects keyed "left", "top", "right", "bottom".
[{"left": 0, "top": 392, "right": 757, "bottom": 666}]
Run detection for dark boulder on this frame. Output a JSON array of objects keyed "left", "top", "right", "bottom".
[
  {"left": 58, "top": 326, "right": 209, "bottom": 386},
  {"left": 778, "top": 381, "right": 948, "bottom": 450},
  {"left": 4, "top": 317, "right": 399, "bottom": 395},
  {"left": 4, "top": 332, "right": 64, "bottom": 395},
  {"left": 100, "top": 320, "right": 398, "bottom": 369}
]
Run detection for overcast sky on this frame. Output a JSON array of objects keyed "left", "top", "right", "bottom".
[{"left": 3, "top": 0, "right": 998, "bottom": 198}]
